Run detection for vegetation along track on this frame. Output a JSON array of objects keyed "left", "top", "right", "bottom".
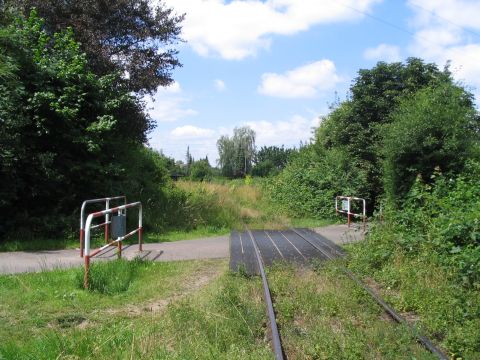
[{"left": 237, "top": 227, "right": 448, "bottom": 360}]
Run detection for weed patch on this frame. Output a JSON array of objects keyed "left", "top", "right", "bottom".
[{"left": 76, "top": 258, "right": 148, "bottom": 294}]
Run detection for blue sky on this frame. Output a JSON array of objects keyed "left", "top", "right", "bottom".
[{"left": 146, "top": 0, "right": 480, "bottom": 163}]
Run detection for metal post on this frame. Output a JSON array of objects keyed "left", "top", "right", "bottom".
[
  {"left": 138, "top": 203, "right": 143, "bottom": 251},
  {"left": 105, "top": 199, "right": 110, "bottom": 244},
  {"left": 84, "top": 255, "right": 90, "bottom": 289},
  {"left": 347, "top": 197, "right": 351, "bottom": 227},
  {"left": 118, "top": 240, "right": 122, "bottom": 259},
  {"left": 80, "top": 229, "right": 84, "bottom": 258}
]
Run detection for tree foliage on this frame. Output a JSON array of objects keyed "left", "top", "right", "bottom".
[
  {"left": 383, "top": 82, "right": 479, "bottom": 202},
  {"left": 266, "top": 146, "right": 369, "bottom": 218},
  {"left": 189, "top": 159, "right": 213, "bottom": 181},
  {"left": 8, "top": 0, "right": 184, "bottom": 94},
  {"left": 217, "top": 126, "right": 255, "bottom": 178},
  {"left": 0, "top": 11, "right": 159, "bottom": 236},
  {"left": 252, "top": 145, "right": 296, "bottom": 177}
]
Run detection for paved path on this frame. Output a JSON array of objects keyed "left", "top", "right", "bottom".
[
  {"left": 314, "top": 223, "right": 366, "bottom": 245},
  {"left": 0, "top": 224, "right": 365, "bottom": 275},
  {"left": 0, "top": 236, "right": 229, "bottom": 274}
]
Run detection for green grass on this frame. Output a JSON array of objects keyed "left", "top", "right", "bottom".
[
  {"left": 346, "top": 229, "right": 480, "bottom": 359},
  {"left": 0, "top": 254, "right": 447, "bottom": 359},
  {"left": 140, "top": 225, "right": 229, "bottom": 244},
  {"left": 0, "top": 259, "right": 273, "bottom": 359},
  {"left": 289, "top": 217, "right": 337, "bottom": 229},
  {"left": 266, "top": 261, "right": 437, "bottom": 359},
  {"left": 0, "top": 232, "right": 107, "bottom": 252}
]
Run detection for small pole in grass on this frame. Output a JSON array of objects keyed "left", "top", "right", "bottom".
[
  {"left": 118, "top": 240, "right": 122, "bottom": 259},
  {"left": 139, "top": 227, "right": 143, "bottom": 252},
  {"left": 84, "top": 255, "right": 90, "bottom": 289},
  {"left": 80, "top": 229, "right": 84, "bottom": 258}
]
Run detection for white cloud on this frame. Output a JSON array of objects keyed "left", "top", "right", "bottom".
[
  {"left": 163, "top": 81, "right": 182, "bottom": 94},
  {"left": 258, "top": 60, "right": 342, "bottom": 98},
  {"left": 144, "top": 82, "right": 197, "bottom": 122},
  {"left": 214, "top": 79, "right": 226, "bottom": 91},
  {"left": 407, "top": 0, "right": 480, "bottom": 30},
  {"left": 406, "top": 0, "right": 480, "bottom": 102},
  {"left": 364, "top": 43, "right": 401, "bottom": 62},
  {"left": 245, "top": 114, "right": 322, "bottom": 147},
  {"left": 171, "top": 125, "right": 215, "bottom": 139},
  {"left": 163, "top": 0, "right": 381, "bottom": 60}
]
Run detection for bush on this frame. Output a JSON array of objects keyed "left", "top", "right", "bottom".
[
  {"left": 189, "top": 159, "right": 212, "bottom": 181},
  {"left": 348, "top": 163, "right": 480, "bottom": 357},
  {"left": 266, "top": 146, "right": 370, "bottom": 219},
  {"left": 383, "top": 82, "right": 479, "bottom": 203}
]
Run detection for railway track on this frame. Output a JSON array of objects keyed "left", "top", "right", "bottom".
[{"left": 235, "top": 227, "right": 448, "bottom": 360}]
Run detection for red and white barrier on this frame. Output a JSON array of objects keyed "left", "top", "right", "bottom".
[
  {"left": 335, "top": 196, "right": 367, "bottom": 231},
  {"left": 79, "top": 196, "right": 126, "bottom": 257},
  {"left": 83, "top": 201, "right": 142, "bottom": 289}
]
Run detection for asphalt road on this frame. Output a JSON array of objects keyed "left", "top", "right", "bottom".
[
  {"left": 0, "top": 224, "right": 364, "bottom": 275},
  {"left": 0, "top": 235, "right": 229, "bottom": 274}
]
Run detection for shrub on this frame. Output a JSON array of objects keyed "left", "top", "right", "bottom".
[
  {"left": 383, "top": 82, "right": 479, "bottom": 203},
  {"left": 266, "top": 146, "right": 370, "bottom": 218},
  {"left": 77, "top": 258, "right": 147, "bottom": 294}
]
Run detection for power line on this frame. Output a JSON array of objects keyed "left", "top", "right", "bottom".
[
  {"left": 409, "top": 0, "right": 480, "bottom": 40},
  {"left": 336, "top": 0, "right": 479, "bottom": 62}
]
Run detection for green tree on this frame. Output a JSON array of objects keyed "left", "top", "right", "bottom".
[
  {"left": 383, "top": 82, "right": 479, "bottom": 202},
  {"left": 8, "top": 0, "right": 184, "bottom": 94},
  {"left": 185, "top": 146, "right": 193, "bottom": 175},
  {"left": 252, "top": 145, "right": 296, "bottom": 177},
  {"left": 217, "top": 126, "right": 256, "bottom": 178},
  {"left": 0, "top": 11, "right": 154, "bottom": 235},
  {"left": 315, "top": 58, "right": 451, "bottom": 210},
  {"left": 266, "top": 146, "right": 369, "bottom": 218},
  {"left": 189, "top": 159, "right": 212, "bottom": 181}
]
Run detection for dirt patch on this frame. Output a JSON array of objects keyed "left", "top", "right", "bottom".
[{"left": 109, "top": 264, "right": 223, "bottom": 317}]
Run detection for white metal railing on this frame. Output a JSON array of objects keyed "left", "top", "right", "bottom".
[
  {"left": 335, "top": 196, "right": 367, "bottom": 230},
  {"left": 83, "top": 202, "right": 142, "bottom": 289},
  {"left": 79, "top": 196, "right": 126, "bottom": 257}
]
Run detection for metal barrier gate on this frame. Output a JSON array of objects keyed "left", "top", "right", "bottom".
[
  {"left": 335, "top": 196, "right": 367, "bottom": 231},
  {"left": 79, "top": 196, "right": 126, "bottom": 257},
  {"left": 83, "top": 202, "right": 142, "bottom": 289}
]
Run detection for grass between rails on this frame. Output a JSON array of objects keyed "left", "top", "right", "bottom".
[
  {"left": 346, "top": 229, "right": 480, "bottom": 359},
  {"left": 1, "top": 255, "right": 442, "bottom": 360},
  {"left": 267, "top": 261, "right": 436, "bottom": 360}
]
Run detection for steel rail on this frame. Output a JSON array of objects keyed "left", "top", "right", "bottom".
[
  {"left": 290, "top": 228, "right": 448, "bottom": 360},
  {"left": 245, "top": 228, "right": 285, "bottom": 360}
]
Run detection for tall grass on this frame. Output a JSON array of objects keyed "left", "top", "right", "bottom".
[
  {"left": 76, "top": 258, "right": 148, "bottom": 294},
  {"left": 174, "top": 180, "right": 283, "bottom": 230}
]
